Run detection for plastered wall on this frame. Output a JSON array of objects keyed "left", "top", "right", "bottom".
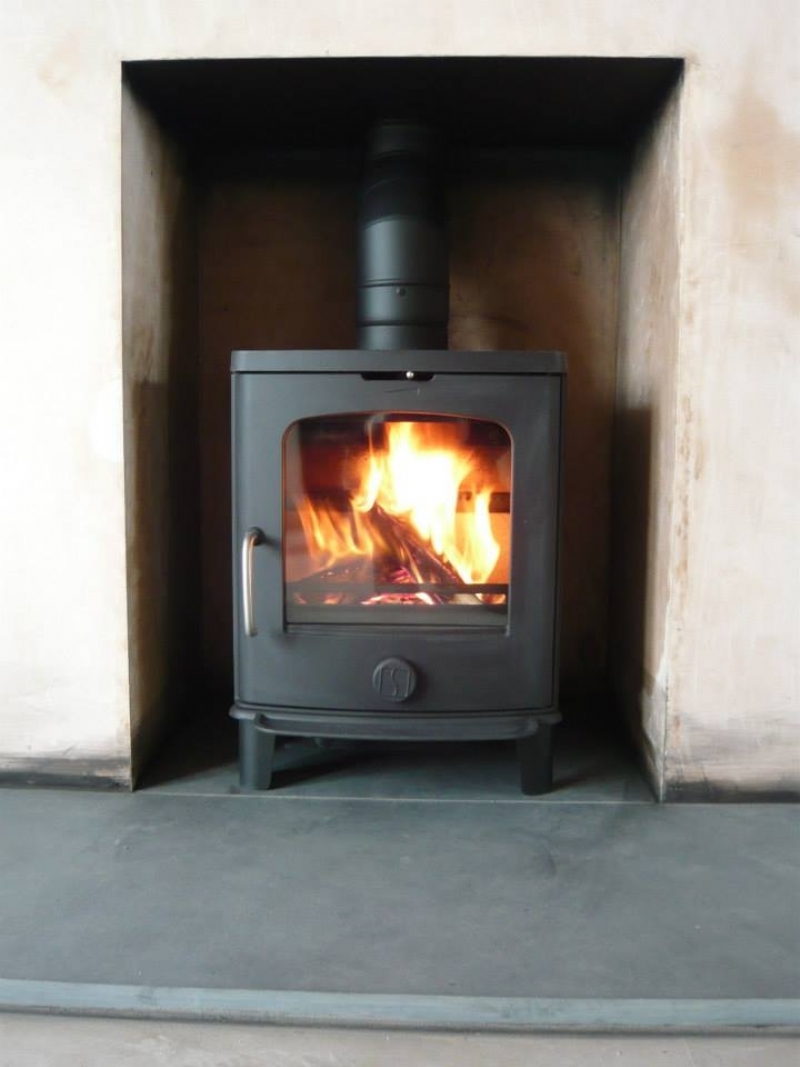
[{"left": 0, "top": 0, "right": 797, "bottom": 794}]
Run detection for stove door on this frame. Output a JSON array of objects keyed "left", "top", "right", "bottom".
[
  {"left": 283, "top": 413, "right": 511, "bottom": 628},
  {"left": 232, "top": 362, "right": 561, "bottom": 714}
]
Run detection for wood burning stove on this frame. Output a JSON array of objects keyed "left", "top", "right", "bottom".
[{"left": 230, "top": 122, "right": 566, "bottom": 794}]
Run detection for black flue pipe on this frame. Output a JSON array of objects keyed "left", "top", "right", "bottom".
[{"left": 357, "top": 122, "right": 448, "bottom": 350}]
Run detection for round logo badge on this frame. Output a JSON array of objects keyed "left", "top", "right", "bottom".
[{"left": 372, "top": 658, "right": 417, "bottom": 702}]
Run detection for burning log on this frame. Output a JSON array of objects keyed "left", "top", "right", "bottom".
[
  {"left": 291, "top": 504, "right": 481, "bottom": 605},
  {"left": 370, "top": 504, "right": 461, "bottom": 584}
]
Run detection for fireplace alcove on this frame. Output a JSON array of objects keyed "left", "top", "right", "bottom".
[{"left": 121, "top": 56, "right": 683, "bottom": 792}]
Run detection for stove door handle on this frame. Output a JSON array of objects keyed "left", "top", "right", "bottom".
[{"left": 241, "top": 527, "right": 264, "bottom": 637}]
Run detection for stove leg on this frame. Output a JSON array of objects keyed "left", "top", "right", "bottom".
[
  {"left": 517, "top": 724, "right": 554, "bottom": 796},
  {"left": 239, "top": 719, "right": 276, "bottom": 791}
]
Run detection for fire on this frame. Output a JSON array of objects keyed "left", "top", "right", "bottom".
[
  {"left": 352, "top": 421, "right": 499, "bottom": 584},
  {"left": 293, "top": 419, "right": 502, "bottom": 596}
]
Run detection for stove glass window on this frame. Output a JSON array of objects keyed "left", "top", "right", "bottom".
[{"left": 283, "top": 414, "right": 511, "bottom": 627}]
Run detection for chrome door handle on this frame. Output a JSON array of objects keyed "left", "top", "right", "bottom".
[{"left": 241, "top": 527, "right": 264, "bottom": 637}]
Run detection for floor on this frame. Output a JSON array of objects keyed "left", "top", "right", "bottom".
[
  {"left": 1, "top": 1014, "right": 798, "bottom": 1066},
  {"left": 0, "top": 717, "right": 798, "bottom": 1035}
]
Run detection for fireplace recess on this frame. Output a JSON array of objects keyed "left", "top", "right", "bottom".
[{"left": 230, "top": 123, "right": 566, "bottom": 794}]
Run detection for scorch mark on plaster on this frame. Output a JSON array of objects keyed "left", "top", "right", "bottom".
[
  {"left": 663, "top": 390, "right": 697, "bottom": 789},
  {"left": 692, "top": 436, "right": 705, "bottom": 482},
  {"left": 672, "top": 394, "right": 694, "bottom": 598},
  {"left": 39, "top": 32, "right": 83, "bottom": 95},
  {"left": 714, "top": 70, "right": 800, "bottom": 314}
]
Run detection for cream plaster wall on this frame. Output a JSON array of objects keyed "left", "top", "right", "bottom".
[
  {"left": 0, "top": 2, "right": 129, "bottom": 780},
  {"left": 0, "top": 0, "right": 797, "bottom": 792}
]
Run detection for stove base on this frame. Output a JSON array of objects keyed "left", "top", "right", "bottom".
[{"left": 230, "top": 705, "right": 560, "bottom": 796}]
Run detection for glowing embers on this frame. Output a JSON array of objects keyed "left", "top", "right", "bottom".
[{"left": 284, "top": 415, "right": 511, "bottom": 625}]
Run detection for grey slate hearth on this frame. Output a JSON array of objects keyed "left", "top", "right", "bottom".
[{"left": 0, "top": 725, "right": 798, "bottom": 1032}]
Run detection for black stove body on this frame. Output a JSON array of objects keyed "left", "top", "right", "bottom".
[
  {"left": 231, "top": 349, "right": 565, "bottom": 793},
  {"left": 229, "top": 122, "right": 565, "bottom": 794}
]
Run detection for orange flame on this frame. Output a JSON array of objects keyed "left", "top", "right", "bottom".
[{"left": 294, "top": 420, "right": 501, "bottom": 588}]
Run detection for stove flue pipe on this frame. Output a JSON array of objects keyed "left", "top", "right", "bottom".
[{"left": 357, "top": 122, "right": 449, "bottom": 350}]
